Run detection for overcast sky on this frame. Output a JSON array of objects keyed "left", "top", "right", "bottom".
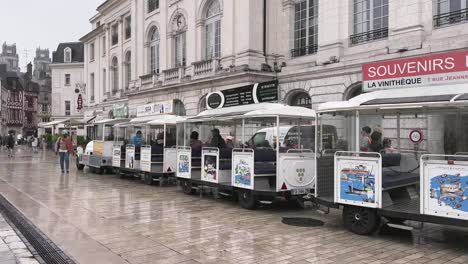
[{"left": 0, "top": 0, "right": 103, "bottom": 71}]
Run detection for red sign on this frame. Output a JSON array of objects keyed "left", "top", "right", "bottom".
[
  {"left": 363, "top": 50, "right": 468, "bottom": 91},
  {"left": 409, "top": 129, "right": 423, "bottom": 144},
  {"left": 77, "top": 94, "right": 83, "bottom": 111}
]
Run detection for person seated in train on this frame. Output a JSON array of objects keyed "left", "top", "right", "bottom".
[
  {"left": 190, "top": 131, "right": 203, "bottom": 154},
  {"left": 225, "top": 136, "right": 241, "bottom": 149},
  {"left": 151, "top": 133, "right": 164, "bottom": 154},
  {"left": 383, "top": 138, "right": 398, "bottom": 154},
  {"left": 165, "top": 132, "right": 176, "bottom": 147},
  {"left": 369, "top": 131, "right": 383, "bottom": 153},
  {"left": 359, "top": 126, "right": 372, "bottom": 152},
  {"left": 132, "top": 131, "right": 143, "bottom": 154},
  {"left": 207, "top": 128, "right": 226, "bottom": 149}
]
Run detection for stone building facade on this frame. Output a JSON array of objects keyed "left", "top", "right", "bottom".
[
  {"left": 0, "top": 63, "right": 40, "bottom": 136},
  {"left": 50, "top": 43, "right": 85, "bottom": 121},
  {"left": 33, "top": 48, "right": 52, "bottom": 123},
  {"left": 80, "top": 0, "right": 468, "bottom": 121}
]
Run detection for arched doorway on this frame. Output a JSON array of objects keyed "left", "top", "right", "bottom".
[
  {"left": 343, "top": 82, "right": 363, "bottom": 100},
  {"left": 199, "top": 96, "right": 207, "bottom": 113},
  {"left": 174, "top": 99, "right": 186, "bottom": 116},
  {"left": 289, "top": 91, "right": 312, "bottom": 109}
]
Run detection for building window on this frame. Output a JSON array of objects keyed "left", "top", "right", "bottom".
[
  {"left": 204, "top": 0, "right": 221, "bottom": 60},
  {"left": 125, "top": 52, "right": 131, "bottom": 89},
  {"left": 148, "top": 0, "right": 159, "bottom": 13},
  {"left": 172, "top": 13, "right": 187, "bottom": 67},
  {"left": 350, "top": 0, "right": 389, "bottom": 45},
  {"left": 111, "top": 24, "right": 119, "bottom": 46},
  {"left": 148, "top": 27, "right": 160, "bottom": 74},
  {"left": 291, "top": 0, "right": 318, "bottom": 58},
  {"left": 111, "top": 57, "right": 119, "bottom": 93},
  {"left": 125, "top": 16, "right": 131, "bottom": 39},
  {"left": 64, "top": 47, "right": 72, "bottom": 63},
  {"left": 290, "top": 91, "right": 312, "bottom": 109},
  {"left": 90, "top": 73, "right": 95, "bottom": 102},
  {"left": 65, "top": 74, "right": 71, "bottom": 85},
  {"left": 434, "top": 0, "right": 468, "bottom": 27},
  {"left": 90, "top": 43, "right": 95, "bottom": 61},
  {"left": 103, "top": 69, "right": 107, "bottom": 94},
  {"left": 102, "top": 36, "right": 106, "bottom": 56},
  {"left": 65, "top": 101, "right": 71, "bottom": 116}
]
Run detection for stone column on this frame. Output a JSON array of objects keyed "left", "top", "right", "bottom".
[
  {"left": 119, "top": 17, "right": 124, "bottom": 94},
  {"left": 316, "top": 0, "right": 347, "bottom": 64},
  {"left": 388, "top": 0, "right": 427, "bottom": 52}
]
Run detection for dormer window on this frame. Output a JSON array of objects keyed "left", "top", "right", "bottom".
[{"left": 64, "top": 47, "right": 72, "bottom": 63}]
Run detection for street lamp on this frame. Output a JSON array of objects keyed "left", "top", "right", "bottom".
[{"left": 271, "top": 54, "right": 286, "bottom": 103}]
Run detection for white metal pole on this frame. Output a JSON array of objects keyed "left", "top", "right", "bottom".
[
  {"left": 355, "top": 111, "right": 360, "bottom": 152},
  {"left": 242, "top": 118, "right": 245, "bottom": 149},
  {"left": 397, "top": 113, "right": 401, "bottom": 150},
  {"left": 314, "top": 114, "right": 318, "bottom": 197},
  {"left": 163, "top": 124, "right": 167, "bottom": 147}
]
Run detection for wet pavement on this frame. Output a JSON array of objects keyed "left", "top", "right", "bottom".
[
  {"left": 0, "top": 213, "right": 39, "bottom": 264},
  {"left": 0, "top": 147, "right": 468, "bottom": 263}
]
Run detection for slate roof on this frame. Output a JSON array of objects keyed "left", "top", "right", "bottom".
[{"left": 52, "top": 42, "right": 84, "bottom": 63}]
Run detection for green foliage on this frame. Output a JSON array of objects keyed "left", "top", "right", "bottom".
[{"left": 76, "top": 136, "right": 89, "bottom": 147}]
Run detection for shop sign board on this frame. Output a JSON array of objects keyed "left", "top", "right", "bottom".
[
  {"left": 206, "top": 80, "right": 278, "bottom": 109},
  {"left": 363, "top": 50, "right": 468, "bottom": 91},
  {"left": 140, "top": 146, "right": 152, "bottom": 172},
  {"left": 112, "top": 103, "right": 128, "bottom": 118},
  {"left": 177, "top": 148, "right": 191, "bottom": 179},
  {"left": 335, "top": 155, "right": 382, "bottom": 208},
  {"left": 137, "top": 100, "right": 173, "bottom": 117},
  {"left": 232, "top": 151, "right": 255, "bottom": 190},
  {"left": 422, "top": 160, "right": 468, "bottom": 220}
]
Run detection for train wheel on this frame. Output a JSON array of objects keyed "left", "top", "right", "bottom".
[
  {"left": 238, "top": 189, "right": 257, "bottom": 210},
  {"left": 182, "top": 180, "right": 194, "bottom": 195},
  {"left": 143, "top": 174, "right": 153, "bottom": 185},
  {"left": 343, "top": 205, "right": 380, "bottom": 235}
]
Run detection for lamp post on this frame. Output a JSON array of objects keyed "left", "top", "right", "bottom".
[{"left": 272, "top": 53, "right": 285, "bottom": 103}]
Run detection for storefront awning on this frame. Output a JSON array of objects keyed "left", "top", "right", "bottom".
[
  {"left": 93, "top": 118, "right": 130, "bottom": 125},
  {"left": 318, "top": 83, "right": 468, "bottom": 112},
  {"left": 146, "top": 115, "right": 186, "bottom": 125},
  {"left": 192, "top": 103, "right": 283, "bottom": 121},
  {"left": 41, "top": 119, "right": 68, "bottom": 127},
  {"left": 130, "top": 115, "right": 164, "bottom": 124}
]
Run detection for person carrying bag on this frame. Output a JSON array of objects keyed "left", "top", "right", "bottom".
[{"left": 56, "top": 133, "right": 74, "bottom": 174}]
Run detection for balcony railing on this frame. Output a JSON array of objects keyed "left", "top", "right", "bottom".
[
  {"left": 162, "top": 67, "right": 185, "bottom": 84},
  {"left": 350, "top": 28, "right": 388, "bottom": 45},
  {"left": 139, "top": 73, "right": 159, "bottom": 89},
  {"left": 192, "top": 59, "right": 220, "bottom": 80},
  {"left": 290, "top": 45, "right": 318, "bottom": 58},
  {"left": 434, "top": 8, "right": 468, "bottom": 27}
]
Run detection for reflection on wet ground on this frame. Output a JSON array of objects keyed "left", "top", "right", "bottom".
[{"left": 0, "top": 147, "right": 467, "bottom": 263}]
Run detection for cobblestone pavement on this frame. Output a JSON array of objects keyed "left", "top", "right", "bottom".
[
  {"left": 0, "top": 147, "right": 468, "bottom": 264},
  {"left": 0, "top": 213, "right": 39, "bottom": 264}
]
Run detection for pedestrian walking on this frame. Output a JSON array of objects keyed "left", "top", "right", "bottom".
[
  {"left": 41, "top": 136, "right": 47, "bottom": 152},
  {"left": 55, "top": 132, "right": 74, "bottom": 174},
  {"left": 6, "top": 132, "right": 15, "bottom": 158},
  {"left": 32, "top": 136, "right": 38, "bottom": 153}
]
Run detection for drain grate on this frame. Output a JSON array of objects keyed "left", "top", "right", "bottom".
[
  {"left": 0, "top": 195, "right": 76, "bottom": 264},
  {"left": 282, "top": 217, "right": 325, "bottom": 227}
]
